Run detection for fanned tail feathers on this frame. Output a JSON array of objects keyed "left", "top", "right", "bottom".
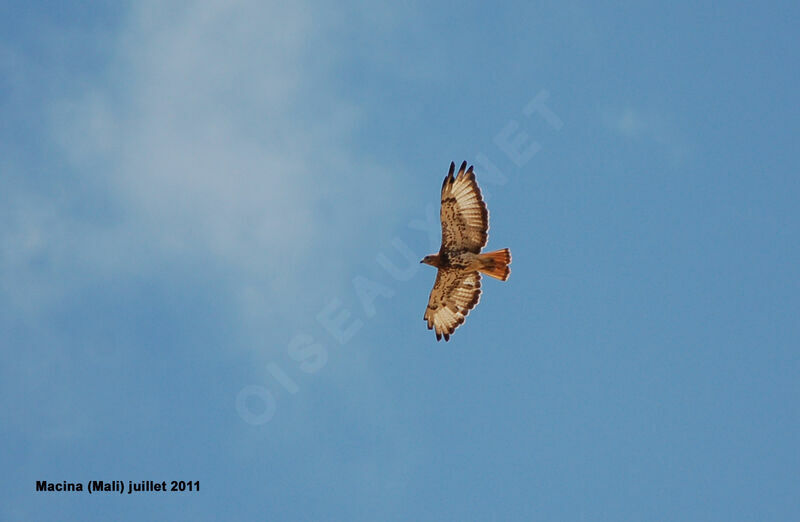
[{"left": 477, "top": 249, "right": 511, "bottom": 281}]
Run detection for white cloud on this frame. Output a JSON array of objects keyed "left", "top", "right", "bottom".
[
  {"left": 2, "top": 3, "right": 421, "bottom": 472},
  {"left": 607, "top": 106, "right": 647, "bottom": 138},
  {"left": 3, "top": 0, "right": 405, "bottom": 332},
  {"left": 601, "top": 105, "right": 690, "bottom": 163}
]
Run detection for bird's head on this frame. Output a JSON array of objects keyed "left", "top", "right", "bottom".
[{"left": 420, "top": 254, "right": 439, "bottom": 266}]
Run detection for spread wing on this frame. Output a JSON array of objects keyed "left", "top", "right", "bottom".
[
  {"left": 440, "top": 161, "right": 489, "bottom": 253},
  {"left": 424, "top": 268, "right": 481, "bottom": 341}
]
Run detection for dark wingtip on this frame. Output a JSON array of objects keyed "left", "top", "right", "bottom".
[
  {"left": 436, "top": 332, "right": 442, "bottom": 341},
  {"left": 443, "top": 162, "right": 456, "bottom": 189},
  {"left": 444, "top": 333, "right": 450, "bottom": 341},
  {"left": 459, "top": 161, "right": 467, "bottom": 175}
]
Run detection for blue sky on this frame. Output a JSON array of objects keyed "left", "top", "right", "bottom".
[{"left": 2, "top": 1, "right": 799, "bottom": 520}]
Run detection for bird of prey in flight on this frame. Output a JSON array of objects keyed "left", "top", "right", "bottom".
[{"left": 421, "top": 161, "right": 511, "bottom": 341}]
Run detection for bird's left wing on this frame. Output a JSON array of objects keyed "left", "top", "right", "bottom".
[
  {"left": 440, "top": 161, "right": 489, "bottom": 253},
  {"left": 424, "top": 268, "right": 482, "bottom": 341}
]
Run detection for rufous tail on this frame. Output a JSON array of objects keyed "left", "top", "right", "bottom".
[{"left": 477, "top": 248, "right": 511, "bottom": 281}]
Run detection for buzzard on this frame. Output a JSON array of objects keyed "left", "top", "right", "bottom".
[{"left": 421, "top": 161, "right": 511, "bottom": 341}]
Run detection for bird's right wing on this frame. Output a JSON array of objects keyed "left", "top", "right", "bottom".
[{"left": 423, "top": 268, "right": 482, "bottom": 341}]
